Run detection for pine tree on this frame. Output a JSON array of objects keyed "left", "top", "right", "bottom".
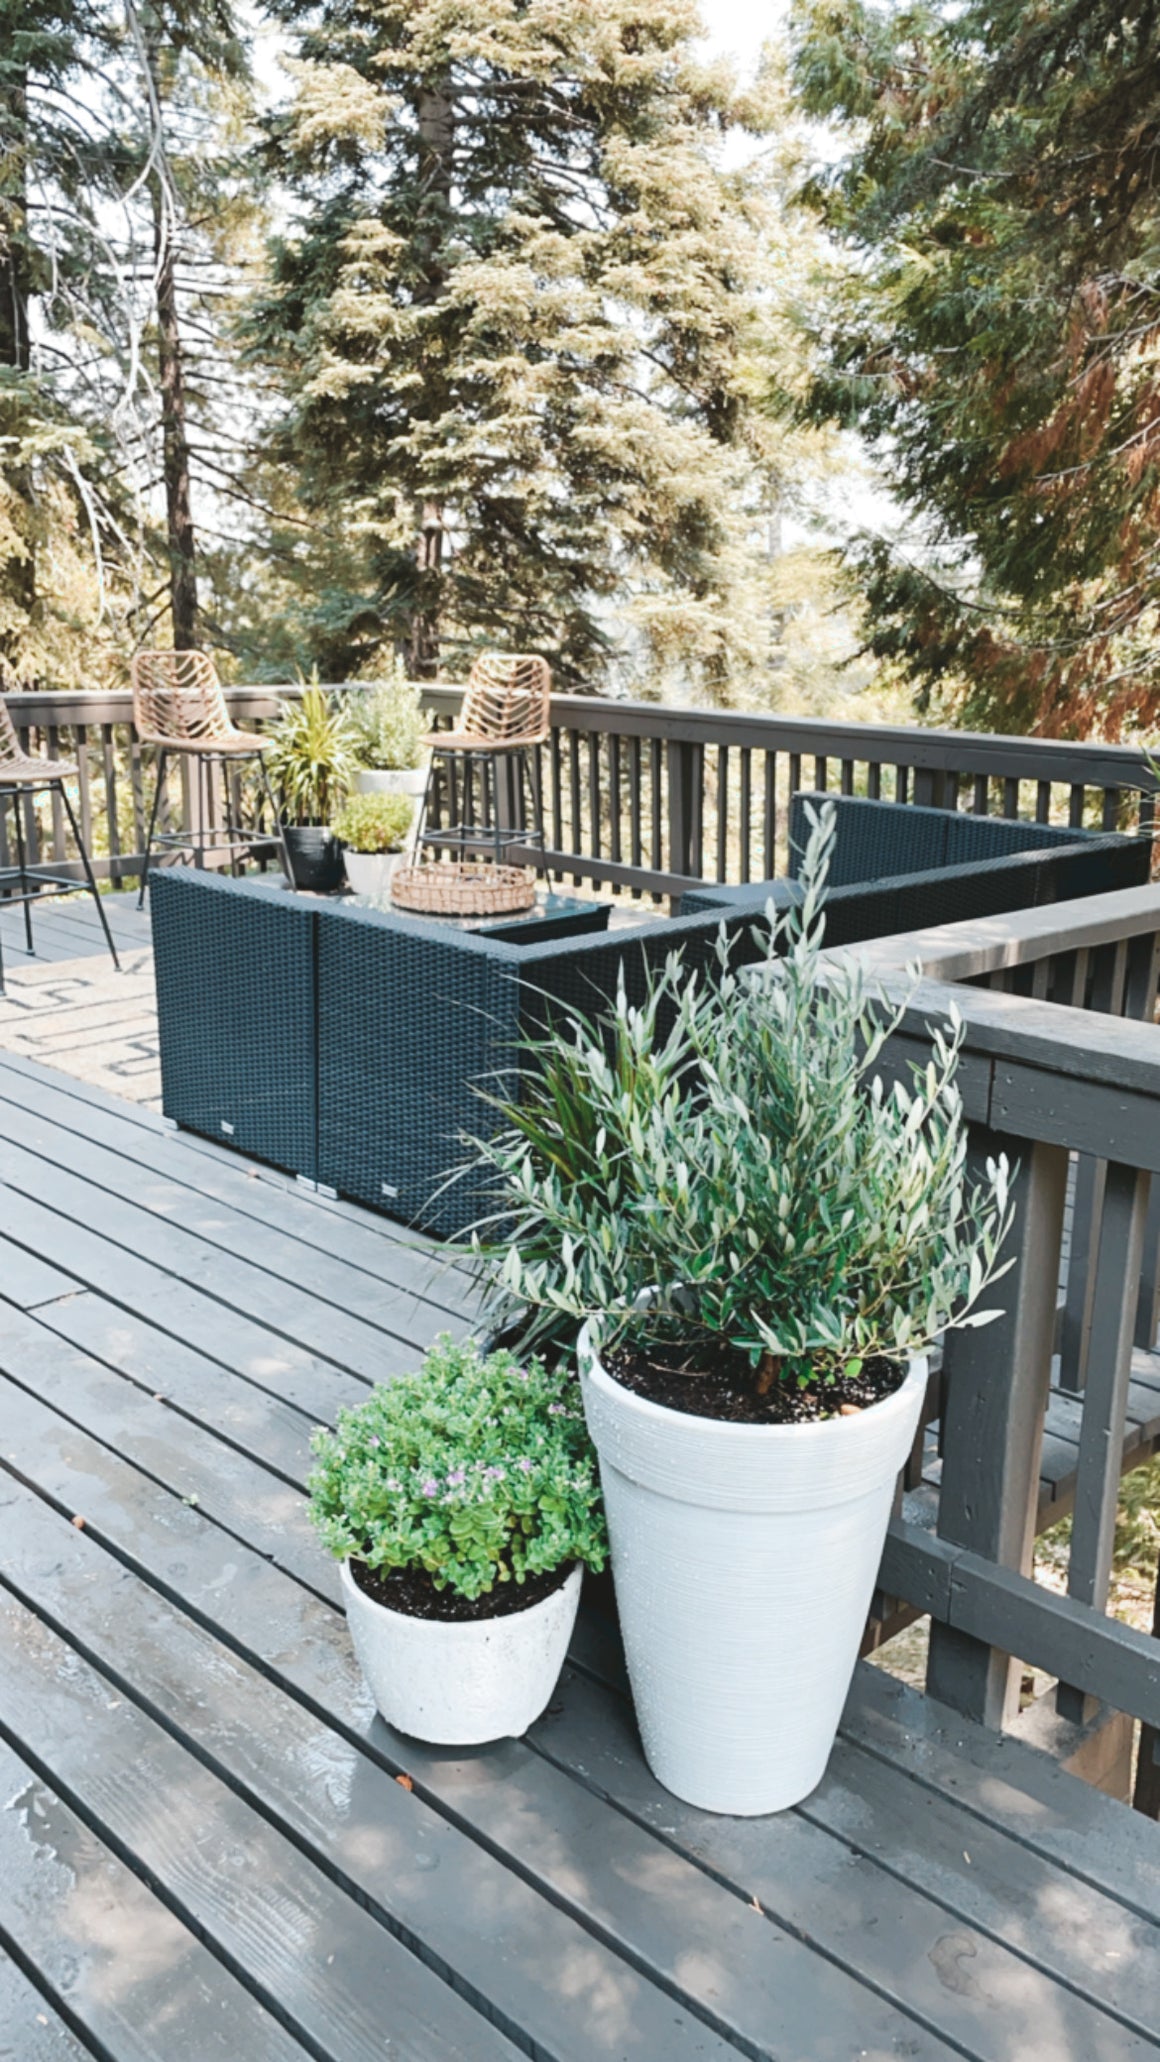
[
  {"left": 250, "top": 0, "right": 779, "bottom": 688},
  {"left": 792, "top": 0, "right": 1160, "bottom": 739}
]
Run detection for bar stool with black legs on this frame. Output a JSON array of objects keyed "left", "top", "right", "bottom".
[
  {"left": 414, "top": 652, "right": 551, "bottom": 865},
  {"left": 132, "top": 650, "right": 290, "bottom": 907},
  {"left": 0, "top": 694, "right": 120, "bottom": 990}
]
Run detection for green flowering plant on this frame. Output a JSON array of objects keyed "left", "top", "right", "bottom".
[
  {"left": 352, "top": 675, "right": 427, "bottom": 772},
  {"left": 307, "top": 1336, "right": 607, "bottom": 1600}
]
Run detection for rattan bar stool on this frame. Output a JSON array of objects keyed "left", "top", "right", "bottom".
[
  {"left": 132, "top": 650, "right": 290, "bottom": 907},
  {"left": 415, "top": 652, "right": 550, "bottom": 865},
  {"left": 0, "top": 695, "right": 120, "bottom": 987}
]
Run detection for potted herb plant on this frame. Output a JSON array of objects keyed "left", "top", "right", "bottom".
[
  {"left": 331, "top": 791, "right": 414, "bottom": 900},
  {"left": 308, "top": 1336, "right": 607, "bottom": 1743},
  {"left": 352, "top": 675, "right": 428, "bottom": 799},
  {"left": 470, "top": 804, "right": 1012, "bottom": 1813},
  {"left": 266, "top": 686, "right": 359, "bottom": 891}
]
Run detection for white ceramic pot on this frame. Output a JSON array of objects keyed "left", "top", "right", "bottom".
[
  {"left": 340, "top": 1559, "right": 582, "bottom": 1744},
  {"left": 342, "top": 848, "right": 401, "bottom": 899},
  {"left": 353, "top": 767, "right": 427, "bottom": 799},
  {"left": 578, "top": 1324, "right": 927, "bottom": 1815}
]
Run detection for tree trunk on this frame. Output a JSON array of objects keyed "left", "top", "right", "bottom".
[
  {"left": 408, "top": 84, "right": 453, "bottom": 676},
  {"left": 0, "top": 58, "right": 35, "bottom": 658},
  {"left": 144, "top": 34, "right": 198, "bottom": 651}
]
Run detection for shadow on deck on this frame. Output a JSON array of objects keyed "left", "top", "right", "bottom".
[{"left": 0, "top": 1036, "right": 1158, "bottom": 2056}]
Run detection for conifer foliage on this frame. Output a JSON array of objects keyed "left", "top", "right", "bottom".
[
  {"left": 793, "top": 0, "right": 1160, "bottom": 738},
  {"left": 252, "top": 0, "right": 775, "bottom": 685}
]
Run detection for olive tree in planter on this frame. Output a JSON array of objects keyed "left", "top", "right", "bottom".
[
  {"left": 309, "top": 1337, "right": 607, "bottom": 1743},
  {"left": 331, "top": 791, "right": 414, "bottom": 899},
  {"left": 470, "top": 805, "right": 1012, "bottom": 1814},
  {"left": 266, "top": 687, "right": 359, "bottom": 890},
  {"left": 351, "top": 676, "right": 428, "bottom": 799}
]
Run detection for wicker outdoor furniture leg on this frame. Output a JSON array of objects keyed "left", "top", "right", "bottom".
[
  {"left": 58, "top": 779, "right": 120, "bottom": 971},
  {"left": 138, "top": 745, "right": 169, "bottom": 908},
  {"left": 11, "top": 787, "right": 33, "bottom": 953}
]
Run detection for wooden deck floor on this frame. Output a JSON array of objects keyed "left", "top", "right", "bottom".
[{"left": 1, "top": 1053, "right": 1160, "bottom": 2056}]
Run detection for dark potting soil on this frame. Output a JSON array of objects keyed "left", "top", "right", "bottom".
[
  {"left": 604, "top": 1337, "right": 907, "bottom": 1425},
  {"left": 350, "top": 1558, "right": 573, "bottom": 1622}
]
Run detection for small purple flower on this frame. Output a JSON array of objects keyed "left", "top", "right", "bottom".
[
  {"left": 547, "top": 1403, "right": 566, "bottom": 1416},
  {"left": 420, "top": 1478, "right": 439, "bottom": 1498},
  {"left": 446, "top": 1469, "right": 466, "bottom": 1488},
  {"left": 385, "top": 1477, "right": 401, "bottom": 1492},
  {"left": 483, "top": 1465, "right": 506, "bottom": 1481},
  {"left": 515, "top": 1457, "right": 534, "bottom": 1473}
]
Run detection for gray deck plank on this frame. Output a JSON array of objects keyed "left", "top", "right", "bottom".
[
  {"left": 0, "top": 1592, "right": 524, "bottom": 2062},
  {"left": 845, "top": 1665, "right": 1160, "bottom": 1926},
  {"left": 0, "top": 1056, "right": 469, "bottom": 1308},
  {"left": 23, "top": 1289, "right": 316, "bottom": 1485},
  {"left": 0, "top": 1479, "right": 782, "bottom": 2062},
  {"left": 0, "top": 1949, "right": 96, "bottom": 2061},
  {"left": 530, "top": 1668, "right": 1154, "bottom": 2061},
  {"left": 0, "top": 1741, "right": 311, "bottom": 2062},
  {"left": 0, "top": 1133, "right": 466, "bottom": 1376},
  {"left": 0, "top": 1371, "right": 956, "bottom": 2059},
  {"left": 0, "top": 1330, "right": 334, "bottom": 1602},
  {"left": 0, "top": 1194, "right": 381, "bottom": 1421}
]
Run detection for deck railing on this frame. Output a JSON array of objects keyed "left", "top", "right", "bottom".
[
  {"left": 851, "top": 885, "right": 1160, "bottom": 1806},
  {"left": 1, "top": 682, "right": 1158, "bottom": 892}
]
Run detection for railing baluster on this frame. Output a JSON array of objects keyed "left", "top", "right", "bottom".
[
  {"left": 587, "top": 733, "right": 602, "bottom": 862},
  {"left": 608, "top": 732, "right": 622, "bottom": 885},
  {"left": 1059, "top": 939, "right": 1130, "bottom": 1395},
  {"left": 1103, "top": 785, "right": 1122, "bottom": 832},
  {"left": 867, "top": 762, "right": 881, "bottom": 801},
  {"left": 691, "top": 743, "right": 705, "bottom": 878},
  {"left": 739, "top": 748, "right": 751, "bottom": 882},
  {"left": 550, "top": 731, "right": 563, "bottom": 858},
  {"left": 1069, "top": 783, "right": 1086, "bottom": 829},
  {"left": 17, "top": 728, "right": 41, "bottom": 865},
  {"left": 1003, "top": 775, "right": 1019, "bottom": 819},
  {"left": 629, "top": 736, "right": 643, "bottom": 897},
  {"left": 840, "top": 757, "right": 854, "bottom": 796},
  {"left": 763, "top": 752, "right": 776, "bottom": 878},
  {"left": 974, "top": 774, "right": 989, "bottom": 816},
  {"left": 894, "top": 764, "right": 909, "bottom": 804},
  {"left": 1058, "top": 1158, "right": 1153, "bottom": 1723},
  {"left": 814, "top": 754, "right": 827, "bottom": 791},
  {"left": 569, "top": 731, "right": 582, "bottom": 886},
  {"left": 926, "top": 1132, "right": 1069, "bottom": 1729},
  {"left": 650, "top": 738, "right": 662, "bottom": 878},
  {"left": 101, "top": 725, "right": 122, "bottom": 880},
  {"left": 789, "top": 752, "right": 801, "bottom": 803},
  {"left": 1036, "top": 779, "right": 1051, "bottom": 824},
  {"left": 75, "top": 724, "right": 94, "bottom": 870},
  {"left": 716, "top": 746, "right": 729, "bottom": 882},
  {"left": 45, "top": 726, "right": 66, "bottom": 860}
]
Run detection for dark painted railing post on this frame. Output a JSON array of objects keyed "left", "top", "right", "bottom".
[
  {"left": 926, "top": 1130, "right": 1069, "bottom": 1729},
  {"left": 1057, "top": 1159, "right": 1153, "bottom": 1723},
  {"left": 666, "top": 739, "right": 697, "bottom": 881}
]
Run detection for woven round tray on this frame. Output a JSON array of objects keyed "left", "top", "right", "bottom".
[{"left": 390, "top": 862, "right": 536, "bottom": 917}]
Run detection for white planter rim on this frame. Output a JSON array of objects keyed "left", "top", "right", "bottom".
[{"left": 340, "top": 1554, "right": 578, "bottom": 1630}]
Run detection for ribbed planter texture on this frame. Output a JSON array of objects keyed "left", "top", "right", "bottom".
[
  {"left": 353, "top": 767, "right": 427, "bottom": 799},
  {"left": 283, "top": 825, "right": 345, "bottom": 893},
  {"left": 578, "top": 1321, "right": 928, "bottom": 1814},
  {"left": 342, "top": 848, "right": 401, "bottom": 900},
  {"left": 340, "top": 1560, "right": 582, "bottom": 1744}
]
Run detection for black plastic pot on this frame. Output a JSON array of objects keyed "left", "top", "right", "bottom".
[{"left": 283, "top": 825, "right": 345, "bottom": 893}]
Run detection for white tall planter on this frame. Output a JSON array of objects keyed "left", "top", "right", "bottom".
[
  {"left": 342, "top": 848, "right": 401, "bottom": 900},
  {"left": 340, "top": 1559, "right": 582, "bottom": 1745},
  {"left": 578, "top": 1325, "right": 927, "bottom": 1815},
  {"left": 353, "top": 767, "right": 427, "bottom": 799}
]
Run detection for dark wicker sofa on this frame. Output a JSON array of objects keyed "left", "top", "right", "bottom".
[{"left": 151, "top": 797, "right": 1145, "bottom": 1232}]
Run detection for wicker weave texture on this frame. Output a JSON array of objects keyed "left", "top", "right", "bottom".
[
  {"left": 787, "top": 792, "right": 1098, "bottom": 887},
  {"left": 316, "top": 903, "right": 521, "bottom": 1234},
  {"left": 425, "top": 652, "right": 551, "bottom": 752},
  {"left": 0, "top": 695, "right": 78, "bottom": 782},
  {"left": 391, "top": 862, "right": 536, "bottom": 916},
  {"left": 132, "top": 649, "right": 265, "bottom": 753},
  {"left": 151, "top": 870, "right": 318, "bottom": 1178}
]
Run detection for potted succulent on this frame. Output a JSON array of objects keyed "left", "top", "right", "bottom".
[
  {"left": 469, "top": 804, "right": 1013, "bottom": 1814},
  {"left": 331, "top": 791, "right": 414, "bottom": 900},
  {"left": 352, "top": 674, "right": 428, "bottom": 799},
  {"left": 308, "top": 1336, "right": 607, "bottom": 1744},
  {"left": 266, "top": 686, "right": 359, "bottom": 891}
]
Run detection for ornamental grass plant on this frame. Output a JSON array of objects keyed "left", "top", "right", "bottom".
[
  {"left": 469, "top": 802, "right": 1014, "bottom": 1402},
  {"left": 267, "top": 686, "right": 360, "bottom": 825},
  {"left": 308, "top": 1337, "right": 607, "bottom": 1600}
]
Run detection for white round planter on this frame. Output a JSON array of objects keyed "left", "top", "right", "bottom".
[
  {"left": 342, "top": 848, "right": 402, "bottom": 900},
  {"left": 578, "top": 1325, "right": 927, "bottom": 1815},
  {"left": 340, "top": 1559, "right": 582, "bottom": 1744},
  {"left": 353, "top": 767, "right": 427, "bottom": 799}
]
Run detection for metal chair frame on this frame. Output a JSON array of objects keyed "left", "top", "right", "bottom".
[
  {"left": 0, "top": 697, "right": 120, "bottom": 990},
  {"left": 414, "top": 653, "right": 550, "bottom": 865},
  {"left": 131, "top": 650, "right": 290, "bottom": 907}
]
